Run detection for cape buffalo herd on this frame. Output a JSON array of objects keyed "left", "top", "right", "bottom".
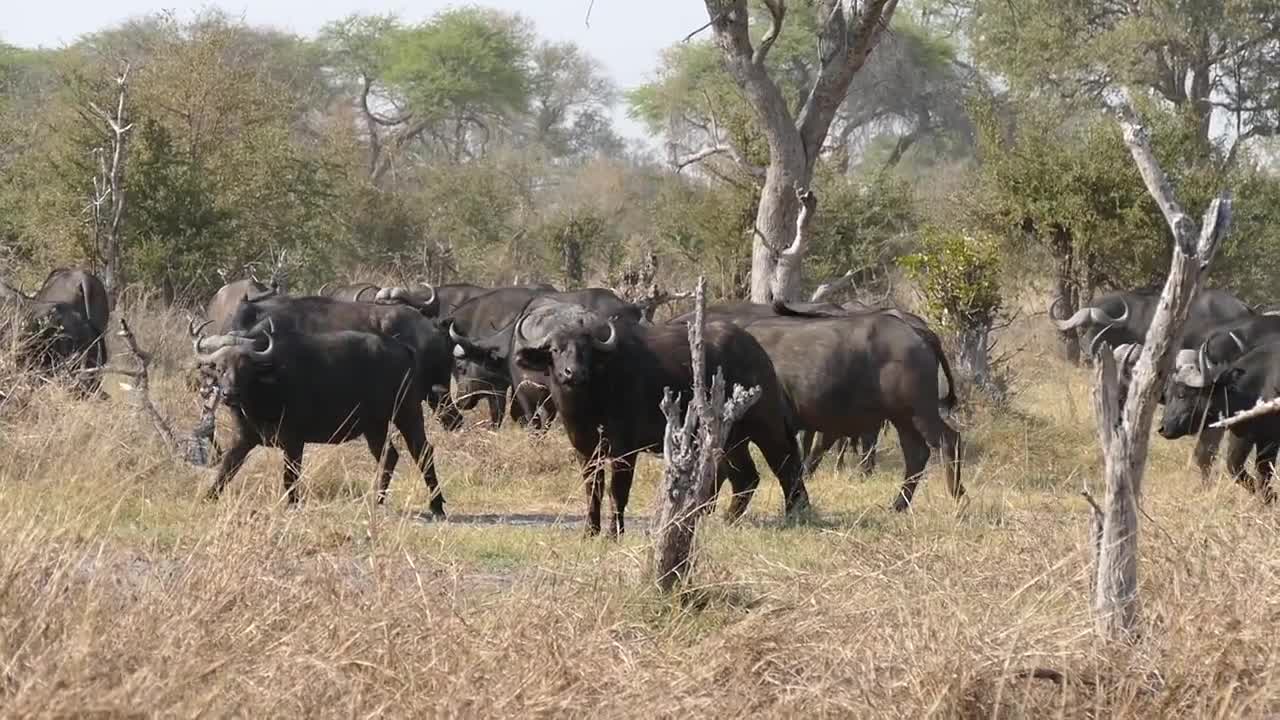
[{"left": 6, "top": 262, "right": 1278, "bottom": 528}]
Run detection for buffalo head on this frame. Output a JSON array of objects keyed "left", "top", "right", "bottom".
[
  {"left": 1158, "top": 346, "right": 1225, "bottom": 439},
  {"left": 1051, "top": 296, "right": 1131, "bottom": 358},
  {"left": 448, "top": 322, "right": 510, "bottom": 409},
  {"left": 193, "top": 324, "right": 276, "bottom": 408},
  {"left": 376, "top": 283, "right": 439, "bottom": 316},
  {"left": 512, "top": 310, "right": 618, "bottom": 388}
]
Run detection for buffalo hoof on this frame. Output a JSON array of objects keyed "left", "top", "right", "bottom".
[{"left": 891, "top": 494, "right": 912, "bottom": 513}]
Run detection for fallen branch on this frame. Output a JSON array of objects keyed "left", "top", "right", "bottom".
[{"left": 1211, "top": 396, "right": 1280, "bottom": 429}]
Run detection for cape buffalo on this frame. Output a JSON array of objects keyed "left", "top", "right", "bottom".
[
  {"left": 203, "top": 278, "right": 276, "bottom": 334},
  {"left": 194, "top": 326, "right": 446, "bottom": 513},
  {"left": 225, "top": 294, "right": 464, "bottom": 431},
  {"left": 511, "top": 308, "right": 810, "bottom": 536},
  {"left": 446, "top": 286, "right": 556, "bottom": 424},
  {"left": 0, "top": 269, "right": 110, "bottom": 395},
  {"left": 671, "top": 300, "right": 943, "bottom": 480},
  {"left": 1158, "top": 341, "right": 1280, "bottom": 502},
  {"left": 721, "top": 313, "right": 962, "bottom": 511},
  {"left": 1051, "top": 288, "right": 1252, "bottom": 358}
]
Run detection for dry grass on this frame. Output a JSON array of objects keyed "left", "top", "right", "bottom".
[{"left": 3, "top": 300, "right": 1280, "bottom": 718}]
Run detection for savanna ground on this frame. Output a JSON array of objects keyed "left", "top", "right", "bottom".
[{"left": 2, "top": 296, "right": 1279, "bottom": 718}]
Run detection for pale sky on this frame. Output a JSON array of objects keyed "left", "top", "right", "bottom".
[{"left": 4, "top": 0, "right": 709, "bottom": 143}]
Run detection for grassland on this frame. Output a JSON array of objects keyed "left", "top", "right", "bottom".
[{"left": 2, "top": 300, "right": 1280, "bottom": 718}]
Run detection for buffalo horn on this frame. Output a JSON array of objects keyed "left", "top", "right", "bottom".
[
  {"left": 448, "top": 322, "right": 467, "bottom": 346},
  {"left": 1053, "top": 307, "right": 1095, "bottom": 331},
  {"left": 416, "top": 283, "right": 437, "bottom": 310},
  {"left": 188, "top": 317, "right": 213, "bottom": 339},
  {"left": 515, "top": 313, "right": 546, "bottom": 347},
  {"left": 375, "top": 286, "right": 395, "bottom": 301},
  {"left": 249, "top": 330, "right": 274, "bottom": 361},
  {"left": 194, "top": 333, "right": 255, "bottom": 361},
  {"left": 592, "top": 320, "right": 618, "bottom": 351},
  {"left": 246, "top": 286, "right": 277, "bottom": 303},
  {"left": 1048, "top": 295, "right": 1069, "bottom": 321},
  {"left": 1228, "top": 331, "right": 1246, "bottom": 355}
]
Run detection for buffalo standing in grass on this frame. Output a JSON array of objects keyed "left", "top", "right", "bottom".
[
  {"left": 444, "top": 286, "right": 558, "bottom": 425},
  {"left": 511, "top": 305, "right": 810, "bottom": 536},
  {"left": 194, "top": 325, "right": 446, "bottom": 513},
  {"left": 225, "top": 294, "right": 464, "bottom": 431},
  {"left": 0, "top": 269, "right": 110, "bottom": 396},
  {"left": 1159, "top": 341, "right": 1280, "bottom": 502},
  {"left": 450, "top": 289, "right": 643, "bottom": 430},
  {"left": 1056, "top": 288, "right": 1257, "bottom": 480}
]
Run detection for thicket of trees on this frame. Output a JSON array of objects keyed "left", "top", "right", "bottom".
[{"left": 1, "top": 1, "right": 1278, "bottom": 343}]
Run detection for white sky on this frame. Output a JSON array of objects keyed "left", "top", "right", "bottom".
[{"left": 3, "top": 0, "right": 710, "bottom": 143}]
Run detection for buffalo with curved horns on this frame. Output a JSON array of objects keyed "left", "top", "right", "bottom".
[
  {"left": 1050, "top": 288, "right": 1252, "bottom": 359},
  {"left": 194, "top": 323, "right": 446, "bottom": 512},
  {"left": 511, "top": 305, "right": 810, "bottom": 536}
]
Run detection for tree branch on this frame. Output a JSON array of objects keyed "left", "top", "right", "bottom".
[
  {"left": 810, "top": 269, "right": 855, "bottom": 302},
  {"left": 1211, "top": 397, "right": 1280, "bottom": 429},
  {"left": 754, "top": 0, "right": 787, "bottom": 66}
]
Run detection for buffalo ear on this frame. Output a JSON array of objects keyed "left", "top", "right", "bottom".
[
  {"left": 1219, "top": 366, "right": 1245, "bottom": 390},
  {"left": 515, "top": 347, "right": 551, "bottom": 372}
]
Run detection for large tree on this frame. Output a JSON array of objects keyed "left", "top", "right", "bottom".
[
  {"left": 973, "top": 0, "right": 1280, "bottom": 162},
  {"left": 696, "top": 0, "right": 900, "bottom": 302}
]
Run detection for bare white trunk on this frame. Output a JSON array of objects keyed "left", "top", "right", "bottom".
[{"left": 1085, "top": 100, "right": 1232, "bottom": 642}]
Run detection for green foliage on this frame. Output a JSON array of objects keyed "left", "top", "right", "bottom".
[
  {"left": 972, "top": 0, "right": 1280, "bottom": 147},
  {"left": 650, "top": 179, "right": 757, "bottom": 299},
  {"left": 901, "top": 228, "right": 1004, "bottom": 330},
  {"left": 383, "top": 7, "right": 531, "bottom": 123},
  {"left": 805, "top": 169, "right": 919, "bottom": 289}
]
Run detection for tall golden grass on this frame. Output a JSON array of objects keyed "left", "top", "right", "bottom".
[{"left": 2, "top": 297, "right": 1279, "bottom": 717}]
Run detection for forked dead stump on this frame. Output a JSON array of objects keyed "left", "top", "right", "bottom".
[
  {"left": 652, "top": 276, "right": 760, "bottom": 593},
  {"left": 1084, "top": 98, "right": 1232, "bottom": 642}
]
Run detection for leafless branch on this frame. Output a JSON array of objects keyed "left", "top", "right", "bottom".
[
  {"left": 810, "top": 269, "right": 855, "bottom": 302},
  {"left": 1211, "top": 397, "right": 1280, "bottom": 429}
]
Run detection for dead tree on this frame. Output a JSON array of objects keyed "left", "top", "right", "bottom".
[
  {"left": 86, "top": 64, "right": 133, "bottom": 306},
  {"left": 1086, "top": 103, "right": 1232, "bottom": 642},
  {"left": 652, "top": 276, "right": 761, "bottom": 593},
  {"left": 91, "top": 318, "right": 218, "bottom": 465}
]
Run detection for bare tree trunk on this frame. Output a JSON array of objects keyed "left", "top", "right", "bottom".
[
  {"left": 653, "top": 277, "right": 761, "bottom": 592},
  {"left": 87, "top": 64, "right": 133, "bottom": 307},
  {"left": 1085, "top": 102, "right": 1232, "bottom": 642},
  {"left": 702, "top": 0, "right": 899, "bottom": 304}
]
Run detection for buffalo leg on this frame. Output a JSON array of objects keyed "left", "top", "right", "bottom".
[
  {"left": 432, "top": 391, "right": 466, "bottom": 432},
  {"left": 1255, "top": 441, "right": 1278, "bottom": 504},
  {"left": 718, "top": 442, "right": 763, "bottom": 522},
  {"left": 890, "top": 419, "right": 931, "bottom": 512},
  {"left": 582, "top": 455, "right": 607, "bottom": 536},
  {"left": 396, "top": 412, "right": 446, "bottom": 517},
  {"left": 857, "top": 426, "right": 881, "bottom": 477},
  {"left": 752, "top": 429, "right": 811, "bottom": 518},
  {"left": 1193, "top": 425, "right": 1226, "bottom": 484},
  {"left": 608, "top": 457, "right": 635, "bottom": 538},
  {"left": 363, "top": 426, "right": 398, "bottom": 503},
  {"left": 206, "top": 437, "right": 258, "bottom": 501},
  {"left": 281, "top": 440, "right": 305, "bottom": 505},
  {"left": 802, "top": 432, "right": 839, "bottom": 478},
  {"left": 1225, "top": 432, "right": 1255, "bottom": 490}
]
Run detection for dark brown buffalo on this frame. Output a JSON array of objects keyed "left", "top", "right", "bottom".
[
  {"left": 194, "top": 326, "right": 445, "bottom": 513},
  {"left": 224, "top": 294, "right": 464, "bottom": 431},
  {"left": 512, "top": 308, "right": 810, "bottom": 536},
  {"left": 202, "top": 278, "right": 276, "bottom": 334},
  {"left": 1159, "top": 341, "right": 1280, "bottom": 501},
  {"left": 445, "top": 286, "right": 557, "bottom": 424},
  {"left": 0, "top": 268, "right": 110, "bottom": 395},
  {"left": 720, "top": 313, "right": 963, "bottom": 511},
  {"left": 450, "top": 289, "right": 643, "bottom": 429}
]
